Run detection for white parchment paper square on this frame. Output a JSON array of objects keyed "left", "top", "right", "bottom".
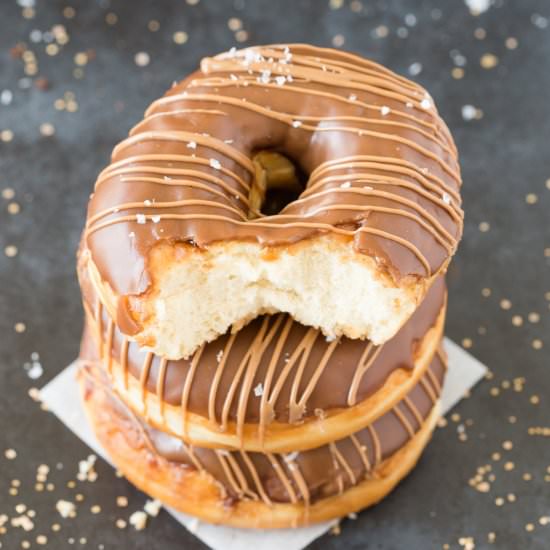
[{"left": 40, "top": 337, "right": 486, "bottom": 550}]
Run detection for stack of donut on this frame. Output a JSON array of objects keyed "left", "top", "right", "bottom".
[{"left": 77, "top": 44, "right": 463, "bottom": 529}]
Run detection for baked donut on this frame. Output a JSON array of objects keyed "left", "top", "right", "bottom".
[
  {"left": 83, "top": 44, "right": 463, "bottom": 360},
  {"left": 80, "top": 254, "right": 445, "bottom": 451},
  {"left": 79, "top": 349, "right": 446, "bottom": 528}
]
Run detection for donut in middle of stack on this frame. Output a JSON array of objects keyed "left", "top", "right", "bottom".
[{"left": 79, "top": 251, "right": 446, "bottom": 453}]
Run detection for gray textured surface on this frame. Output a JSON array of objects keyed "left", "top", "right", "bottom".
[{"left": 1, "top": 1, "right": 549, "bottom": 549}]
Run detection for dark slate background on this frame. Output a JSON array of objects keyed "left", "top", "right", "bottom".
[{"left": 1, "top": 1, "right": 549, "bottom": 548}]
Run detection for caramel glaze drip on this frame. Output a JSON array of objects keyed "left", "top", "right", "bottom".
[
  {"left": 80, "top": 349, "right": 446, "bottom": 506},
  {"left": 84, "top": 44, "right": 463, "bottom": 298},
  {"left": 80, "top": 259, "right": 445, "bottom": 430}
]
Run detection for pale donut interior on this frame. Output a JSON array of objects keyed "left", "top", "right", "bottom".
[{"left": 125, "top": 237, "right": 422, "bottom": 360}]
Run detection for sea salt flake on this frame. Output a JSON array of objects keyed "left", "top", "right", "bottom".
[
  {"left": 259, "top": 69, "right": 271, "bottom": 84},
  {"left": 442, "top": 192, "right": 452, "bottom": 205},
  {"left": 19, "top": 78, "right": 32, "bottom": 89},
  {"left": 405, "top": 13, "right": 417, "bottom": 26},
  {"left": 380, "top": 105, "right": 391, "bottom": 116},
  {"left": 216, "top": 350, "right": 223, "bottom": 363},
  {"left": 532, "top": 13, "right": 549, "bottom": 29},
  {"left": 275, "top": 75, "right": 286, "bottom": 86},
  {"left": 420, "top": 98, "right": 431, "bottom": 109},
  {"left": 11, "top": 515, "right": 34, "bottom": 531},
  {"left": 143, "top": 199, "right": 152, "bottom": 206},
  {"left": 408, "top": 62, "right": 423, "bottom": 76},
  {"left": 56, "top": 500, "right": 76, "bottom": 518},
  {"left": 253, "top": 383, "right": 264, "bottom": 397},
  {"left": 144, "top": 499, "right": 162, "bottom": 517},
  {"left": 186, "top": 141, "right": 197, "bottom": 149},
  {"left": 78, "top": 455, "right": 97, "bottom": 478},
  {"left": 465, "top": 0, "right": 492, "bottom": 15},
  {"left": 1, "top": 90, "right": 13, "bottom": 106},
  {"left": 450, "top": 50, "right": 467, "bottom": 67},
  {"left": 284, "top": 451, "right": 299, "bottom": 463},
  {"left": 151, "top": 215, "right": 161, "bottom": 223},
  {"left": 291, "top": 120, "right": 302, "bottom": 128},
  {"left": 129, "top": 511, "right": 148, "bottom": 531},
  {"left": 348, "top": 94, "right": 357, "bottom": 101},
  {"left": 136, "top": 214, "right": 146, "bottom": 224},
  {"left": 209, "top": 158, "right": 222, "bottom": 170},
  {"left": 27, "top": 361, "right": 43, "bottom": 380},
  {"left": 340, "top": 181, "right": 351, "bottom": 189},
  {"left": 29, "top": 29, "right": 43, "bottom": 42},
  {"left": 397, "top": 27, "right": 409, "bottom": 38},
  {"left": 461, "top": 104, "right": 477, "bottom": 121},
  {"left": 188, "top": 517, "right": 200, "bottom": 534}
]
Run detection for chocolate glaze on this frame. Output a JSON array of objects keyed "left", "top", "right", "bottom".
[
  {"left": 82, "top": 351, "right": 445, "bottom": 505},
  {"left": 80, "top": 255, "right": 444, "bottom": 426},
  {"left": 84, "top": 44, "right": 462, "bottom": 304}
]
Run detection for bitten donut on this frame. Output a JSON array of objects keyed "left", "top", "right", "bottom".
[
  {"left": 83, "top": 44, "right": 463, "bottom": 359},
  {"left": 80, "top": 253, "right": 445, "bottom": 451},
  {"left": 79, "top": 350, "right": 445, "bottom": 528}
]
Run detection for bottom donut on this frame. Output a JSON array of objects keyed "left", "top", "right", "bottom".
[{"left": 78, "top": 351, "right": 445, "bottom": 529}]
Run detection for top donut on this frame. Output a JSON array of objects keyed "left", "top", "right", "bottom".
[{"left": 83, "top": 44, "right": 463, "bottom": 360}]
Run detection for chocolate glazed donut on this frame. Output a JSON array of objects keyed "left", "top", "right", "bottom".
[
  {"left": 79, "top": 249, "right": 445, "bottom": 451},
  {"left": 82, "top": 44, "right": 463, "bottom": 360}
]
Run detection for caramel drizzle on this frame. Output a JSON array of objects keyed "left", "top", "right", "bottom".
[
  {"left": 155, "top": 358, "right": 168, "bottom": 421},
  {"left": 239, "top": 450, "right": 272, "bottom": 506},
  {"left": 86, "top": 44, "right": 462, "bottom": 280},
  {"left": 347, "top": 343, "right": 382, "bottom": 406},
  {"left": 215, "top": 451, "right": 257, "bottom": 500},
  {"left": 149, "top": 91, "right": 460, "bottom": 181},
  {"left": 258, "top": 315, "right": 294, "bottom": 443},
  {"left": 208, "top": 332, "right": 237, "bottom": 426},
  {"left": 403, "top": 396, "right": 425, "bottom": 427},
  {"left": 139, "top": 352, "right": 154, "bottom": 417},
  {"left": 285, "top": 457, "right": 310, "bottom": 508},
  {"left": 94, "top": 298, "right": 103, "bottom": 359},
  {"left": 419, "top": 375, "right": 438, "bottom": 404},
  {"left": 179, "top": 344, "right": 205, "bottom": 438},
  {"left": 266, "top": 453, "right": 298, "bottom": 503},
  {"left": 329, "top": 442, "right": 357, "bottom": 486},
  {"left": 392, "top": 403, "right": 416, "bottom": 438},
  {"left": 80, "top": 362, "right": 206, "bottom": 474},
  {"left": 105, "top": 318, "right": 114, "bottom": 376},
  {"left": 97, "top": 154, "right": 251, "bottom": 194},
  {"left": 220, "top": 317, "right": 273, "bottom": 435},
  {"left": 350, "top": 434, "right": 371, "bottom": 472}
]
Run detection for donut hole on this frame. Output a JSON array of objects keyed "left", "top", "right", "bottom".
[{"left": 250, "top": 151, "right": 307, "bottom": 217}]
